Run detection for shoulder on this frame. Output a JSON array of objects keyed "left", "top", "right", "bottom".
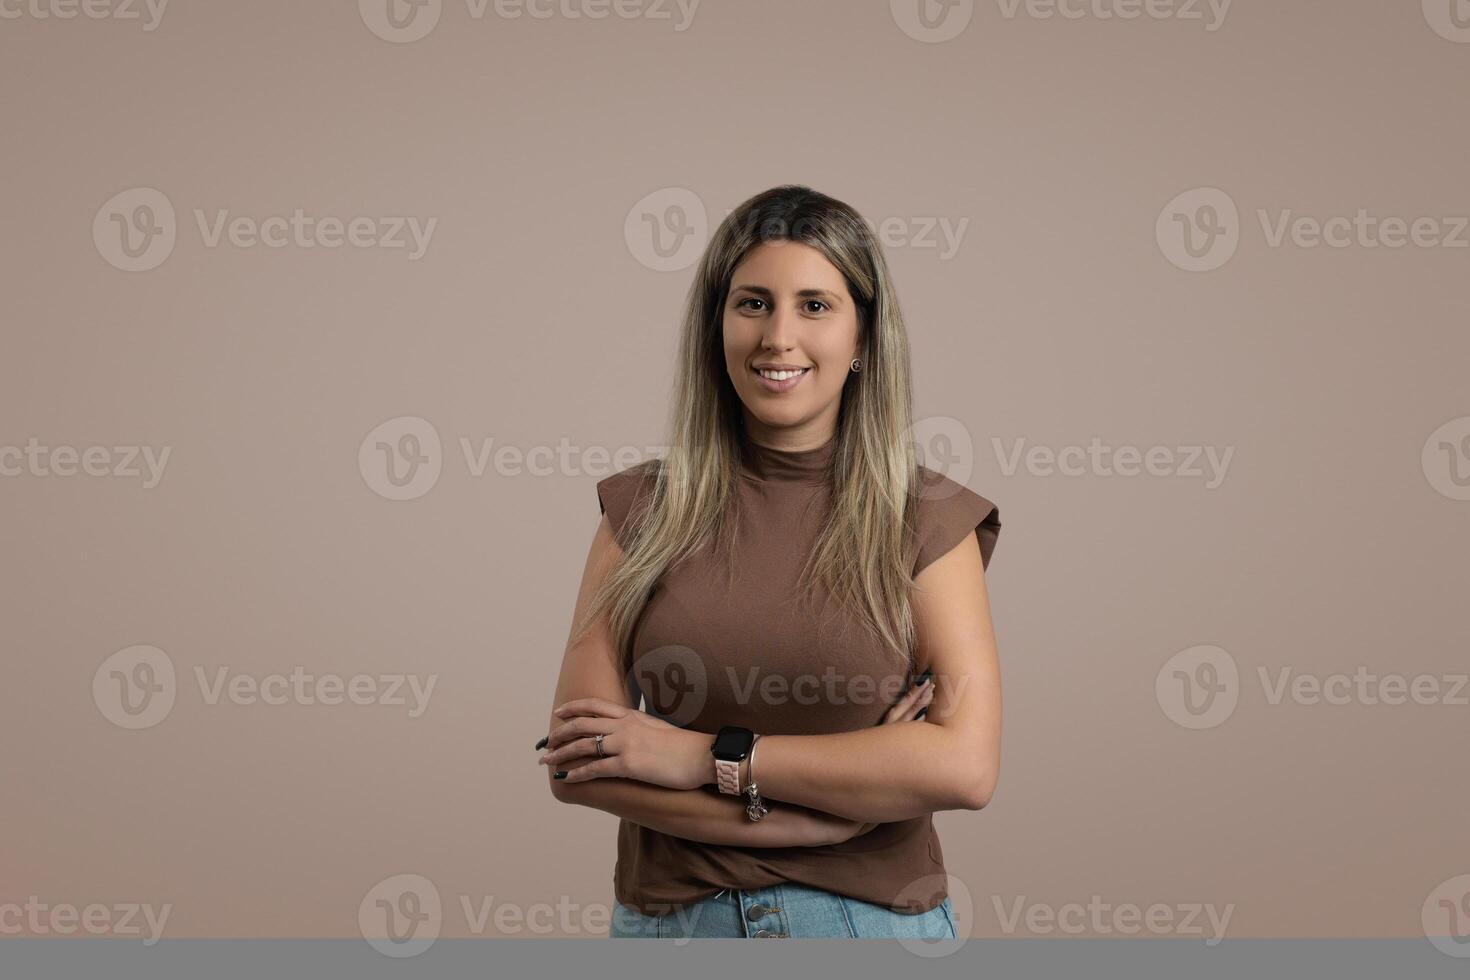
[
  {"left": 595, "top": 458, "right": 662, "bottom": 549},
  {"left": 911, "top": 465, "right": 1002, "bottom": 578}
]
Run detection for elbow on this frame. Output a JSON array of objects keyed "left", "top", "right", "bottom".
[
  {"left": 955, "top": 768, "right": 997, "bottom": 811},
  {"left": 548, "top": 772, "right": 579, "bottom": 806}
]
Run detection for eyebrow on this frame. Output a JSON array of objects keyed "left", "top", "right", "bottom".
[{"left": 730, "top": 284, "right": 843, "bottom": 305}]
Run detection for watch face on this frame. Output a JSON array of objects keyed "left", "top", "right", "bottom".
[{"left": 711, "top": 726, "right": 753, "bottom": 761}]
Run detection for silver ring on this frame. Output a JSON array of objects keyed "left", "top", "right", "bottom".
[{"left": 594, "top": 733, "right": 606, "bottom": 758}]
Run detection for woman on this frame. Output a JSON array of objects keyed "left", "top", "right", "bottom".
[{"left": 536, "top": 185, "right": 1003, "bottom": 939}]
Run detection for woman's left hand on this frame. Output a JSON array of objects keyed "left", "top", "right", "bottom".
[{"left": 537, "top": 697, "right": 713, "bottom": 789}]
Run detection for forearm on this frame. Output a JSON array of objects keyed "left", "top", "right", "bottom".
[
  {"left": 551, "top": 771, "right": 838, "bottom": 848},
  {"left": 753, "top": 721, "right": 986, "bottom": 823}
]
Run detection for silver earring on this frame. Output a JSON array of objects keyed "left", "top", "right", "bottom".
[{"left": 850, "top": 358, "right": 862, "bottom": 372}]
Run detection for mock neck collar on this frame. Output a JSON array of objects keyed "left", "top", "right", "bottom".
[{"left": 737, "top": 432, "right": 838, "bottom": 485}]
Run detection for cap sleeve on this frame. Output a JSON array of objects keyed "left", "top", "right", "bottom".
[
  {"left": 912, "top": 469, "right": 1001, "bottom": 579},
  {"left": 595, "top": 460, "right": 658, "bottom": 551}
]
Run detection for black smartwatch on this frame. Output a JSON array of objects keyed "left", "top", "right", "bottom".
[{"left": 711, "top": 725, "right": 755, "bottom": 795}]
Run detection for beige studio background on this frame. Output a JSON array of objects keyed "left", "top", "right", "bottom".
[{"left": 1, "top": 0, "right": 1467, "bottom": 944}]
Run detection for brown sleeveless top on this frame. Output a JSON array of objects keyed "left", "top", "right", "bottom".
[{"left": 594, "top": 433, "right": 1000, "bottom": 916}]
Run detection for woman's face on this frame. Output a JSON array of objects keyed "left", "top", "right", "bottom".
[{"left": 721, "top": 240, "right": 861, "bottom": 449}]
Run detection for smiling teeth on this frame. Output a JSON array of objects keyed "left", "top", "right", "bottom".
[{"left": 758, "top": 368, "right": 809, "bottom": 381}]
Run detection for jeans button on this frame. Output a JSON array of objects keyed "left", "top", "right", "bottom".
[
  {"left": 745, "top": 904, "right": 767, "bottom": 920},
  {"left": 752, "top": 928, "right": 772, "bottom": 937}
]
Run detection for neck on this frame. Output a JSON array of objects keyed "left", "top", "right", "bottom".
[{"left": 737, "top": 429, "right": 838, "bottom": 485}]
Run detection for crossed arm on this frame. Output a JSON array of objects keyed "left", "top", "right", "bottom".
[{"left": 542, "top": 514, "right": 1002, "bottom": 842}]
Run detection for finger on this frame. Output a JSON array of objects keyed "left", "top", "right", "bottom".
[
  {"left": 552, "top": 697, "right": 627, "bottom": 720},
  {"left": 899, "top": 681, "right": 936, "bottom": 722},
  {"left": 539, "top": 734, "right": 610, "bottom": 767},
  {"left": 881, "top": 685, "right": 918, "bottom": 724},
  {"left": 545, "top": 716, "right": 615, "bottom": 751},
  {"left": 913, "top": 683, "right": 936, "bottom": 720},
  {"left": 882, "top": 681, "right": 917, "bottom": 719},
  {"left": 883, "top": 678, "right": 930, "bottom": 724},
  {"left": 913, "top": 683, "right": 935, "bottom": 718},
  {"left": 558, "top": 756, "right": 618, "bottom": 782}
]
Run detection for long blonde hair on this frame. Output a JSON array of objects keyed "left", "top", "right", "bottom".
[{"left": 574, "top": 185, "right": 926, "bottom": 676}]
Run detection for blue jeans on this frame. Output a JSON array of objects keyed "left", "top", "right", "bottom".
[{"left": 608, "top": 881, "right": 957, "bottom": 938}]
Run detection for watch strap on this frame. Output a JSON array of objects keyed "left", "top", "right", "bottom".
[{"left": 715, "top": 756, "right": 743, "bottom": 795}]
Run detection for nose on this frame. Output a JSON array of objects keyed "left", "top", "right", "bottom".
[{"left": 761, "top": 303, "right": 797, "bottom": 352}]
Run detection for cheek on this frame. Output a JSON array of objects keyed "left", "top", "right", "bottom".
[
  {"left": 721, "top": 317, "right": 757, "bottom": 365},
  {"left": 814, "top": 328, "right": 858, "bottom": 371}
]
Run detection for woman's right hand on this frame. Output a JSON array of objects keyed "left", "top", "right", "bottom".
[{"left": 804, "top": 676, "right": 936, "bottom": 844}]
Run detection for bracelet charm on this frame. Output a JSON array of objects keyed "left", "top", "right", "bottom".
[{"left": 744, "top": 782, "right": 768, "bottom": 822}]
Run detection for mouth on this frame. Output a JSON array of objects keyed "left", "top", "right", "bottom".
[{"left": 751, "top": 365, "right": 811, "bottom": 393}]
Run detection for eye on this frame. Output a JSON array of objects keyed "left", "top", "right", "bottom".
[
  {"left": 736, "top": 297, "right": 766, "bottom": 312},
  {"left": 803, "top": 300, "right": 829, "bottom": 314}
]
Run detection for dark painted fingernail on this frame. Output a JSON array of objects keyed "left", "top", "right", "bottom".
[
  {"left": 534, "top": 735, "right": 549, "bottom": 751},
  {"left": 553, "top": 770, "right": 568, "bottom": 779},
  {"left": 915, "top": 706, "right": 928, "bottom": 720}
]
